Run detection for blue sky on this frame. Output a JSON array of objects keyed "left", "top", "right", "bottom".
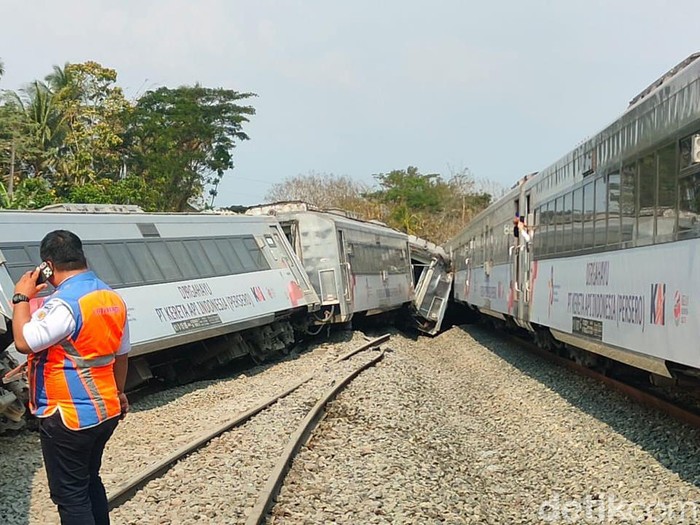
[{"left": 1, "top": 0, "right": 697, "bottom": 206}]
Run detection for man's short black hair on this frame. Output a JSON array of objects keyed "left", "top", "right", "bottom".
[{"left": 40, "top": 230, "right": 88, "bottom": 271}]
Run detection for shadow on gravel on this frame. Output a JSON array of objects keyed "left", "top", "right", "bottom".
[{"left": 458, "top": 324, "right": 700, "bottom": 489}]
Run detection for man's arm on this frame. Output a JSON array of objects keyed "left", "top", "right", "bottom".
[
  {"left": 12, "top": 302, "right": 33, "bottom": 354},
  {"left": 12, "top": 268, "right": 49, "bottom": 354},
  {"left": 114, "top": 317, "right": 130, "bottom": 418},
  {"left": 114, "top": 354, "right": 128, "bottom": 394}
]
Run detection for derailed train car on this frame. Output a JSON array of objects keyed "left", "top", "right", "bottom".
[
  {"left": 447, "top": 52, "right": 700, "bottom": 383},
  {"left": 247, "top": 203, "right": 416, "bottom": 327},
  {"left": 0, "top": 204, "right": 320, "bottom": 432}
]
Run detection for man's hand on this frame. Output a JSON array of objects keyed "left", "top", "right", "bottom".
[
  {"left": 118, "top": 392, "right": 129, "bottom": 420},
  {"left": 14, "top": 268, "right": 48, "bottom": 298}
]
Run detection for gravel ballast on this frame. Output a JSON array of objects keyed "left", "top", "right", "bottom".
[{"left": 2, "top": 325, "right": 700, "bottom": 524}]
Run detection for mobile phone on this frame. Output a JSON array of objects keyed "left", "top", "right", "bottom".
[{"left": 36, "top": 262, "right": 53, "bottom": 285}]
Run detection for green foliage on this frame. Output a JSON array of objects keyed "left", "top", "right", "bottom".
[
  {"left": 127, "top": 85, "right": 256, "bottom": 211},
  {"left": 0, "top": 60, "right": 256, "bottom": 211},
  {"left": 267, "top": 167, "right": 495, "bottom": 243}
]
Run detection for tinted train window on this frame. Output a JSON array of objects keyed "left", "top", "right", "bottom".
[
  {"left": 607, "top": 171, "right": 621, "bottom": 245},
  {"left": 243, "top": 237, "right": 268, "bottom": 270},
  {"left": 638, "top": 154, "right": 655, "bottom": 245},
  {"left": 572, "top": 188, "right": 583, "bottom": 251},
  {"left": 230, "top": 238, "right": 260, "bottom": 272},
  {"left": 214, "top": 239, "right": 245, "bottom": 274},
  {"left": 165, "top": 241, "right": 199, "bottom": 279},
  {"left": 562, "top": 192, "right": 572, "bottom": 252},
  {"left": 147, "top": 242, "right": 183, "bottom": 280},
  {"left": 621, "top": 163, "right": 637, "bottom": 244},
  {"left": 127, "top": 243, "right": 163, "bottom": 283},
  {"left": 1, "top": 245, "right": 37, "bottom": 283},
  {"left": 200, "top": 239, "right": 230, "bottom": 274},
  {"left": 184, "top": 240, "right": 215, "bottom": 276},
  {"left": 583, "top": 182, "right": 595, "bottom": 250},
  {"left": 679, "top": 171, "right": 700, "bottom": 239},
  {"left": 555, "top": 197, "right": 564, "bottom": 253},
  {"left": 656, "top": 143, "right": 677, "bottom": 241},
  {"left": 105, "top": 243, "right": 143, "bottom": 286},
  {"left": 594, "top": 176, "right": 607, "bottom": 247},
  {"left": 83, "top": 243, "right": 121, "bottom": 286}
]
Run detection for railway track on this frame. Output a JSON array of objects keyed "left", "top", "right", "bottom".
[
  {"left": 504, "top": 329, "right": 700, "bottom": 430},
  {"left": 106, "top": 334, "right": 391, "bottom": 523}
]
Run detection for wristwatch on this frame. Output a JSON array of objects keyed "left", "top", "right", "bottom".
[{"left": 11, "top": 293, "right": 30, "bottom": 305}]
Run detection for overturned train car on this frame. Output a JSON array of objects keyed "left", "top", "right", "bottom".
[{"left": 0, "top": 205, "right": 320, "bottom": 432}]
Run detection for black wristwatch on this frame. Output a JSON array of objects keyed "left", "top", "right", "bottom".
[{"left": 11, "top": 293, "right": 30, "bottom": 305}]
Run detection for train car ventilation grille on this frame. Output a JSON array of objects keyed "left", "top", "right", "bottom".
[{"left": 137, "top": 223, "right": 161, "bottom": 238}]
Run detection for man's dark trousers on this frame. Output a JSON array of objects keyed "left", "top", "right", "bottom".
[{"left": 39, "top": 412, "right": 119, "bottom": 525}]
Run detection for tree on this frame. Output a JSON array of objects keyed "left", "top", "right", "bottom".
[
  {"left": 126, "top": 85, "right": 256, "bottom": 211},
  {"left": 369, "top": 166, "right": 492, "bottom": 242},
  {"left": 49, "top": 61, "right": 131, "bottom": 195},
  {"left": 265, "top": 171, "right": 377, "bottom": 217}
]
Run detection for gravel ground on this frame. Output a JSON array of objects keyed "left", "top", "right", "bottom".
[
  {"left": 3, "top": 324, "right": 700, "bottom": 525},
  {"left": 0, "top": 329, "right": 368, "bottom": 525},
  {"left": 270, "top": 325, "right": 700, "bottom": 525}
]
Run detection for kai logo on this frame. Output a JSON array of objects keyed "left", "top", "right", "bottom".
[
  {"left": 650, "top": 283, "right": 666, "bottom": 326},
  {"left": 250, "top": 286, "right": 266, "bottom": 302}
]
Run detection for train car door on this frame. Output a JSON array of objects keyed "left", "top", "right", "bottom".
[
  {"left": 516, "top": 193, "right": 532, "bottom": 322},
  {"left": 412, "top": 256, "right": 453, "bottom": 335},
  {"left": 336, "top": 229, "right": 354, "bottom": 318}
]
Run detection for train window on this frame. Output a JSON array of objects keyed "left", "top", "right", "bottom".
[
  {"left": 104, "top": 243, "right": 143, "bottom": 286},
  {"left": 147, "top": 242, "right": 183, "bottom": 281},
  {"left": 214, "top": 238, "right": 245, "bottom": 274},
  {"left": 200, "top": 239, "right": 230, "bottom": 274},
  {"left": 621, "top": 163, "right": 637, "bottom": 245},
  {"left": 607, "top": 171, "right": 621, "bottom": 246},
  {"left": 243, "top": 237, "right": 270, "bottom": 270},
  {"left": 227, "top": 237, "right": 264, "bottom": 272},
  {"left": 165, "top": 241, "right": 199, "bottom": 279},
  {"left": 583, "top": 182, "right": 595, "bottom": 250},
  {"left": 594, "top": 176, "right": 607, "bottom": 247},
  {"left": 542, "top": 202, "right": 552, "bottom": 255},
  {"left": 127, "top": 243, "right": 164, "bottom": 283},
  {"left": 555, "top": 197, "right": 564, "bottom": 253},
  {"left": 656, "top": 143, "right": 677, "bottom": 242},
  {"left": 679, "top": 171, "right": 700, "bottom": 239},
  {"left": 83, "top": 243, "right": 122, "bottom": 286},
  {"left": 572, "top": 188, "right": 583, "bottom": 251},
  {"left": 0, "top": 245, "right": 37, "bottom": 283},
  {"left": 562, "top": 192, "right": 572, "bottom": 252},
  {"left": 183, "top": 240, "right": 215, "bottom": 277},
  {"left": 680, "top": 134, "right": 695, "bottom": 171},
  {"left": 637, "top": 154, "right": 656, "bottom": 245}
]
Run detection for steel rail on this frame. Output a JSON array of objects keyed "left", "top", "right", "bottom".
[
  {"left": 245, "top": 347, "right": 386, "bottom": 525},
  {"left": 107, "top": 333, "right": 390, "bottom": 510}
]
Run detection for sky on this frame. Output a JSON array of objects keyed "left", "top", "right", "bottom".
[{"left": 0, "top": 0, "right": 697, "bottom": 207}]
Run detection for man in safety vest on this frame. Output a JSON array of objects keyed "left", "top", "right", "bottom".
[{"left": 12, "top": 230, "right": 130, "bottom": 525}]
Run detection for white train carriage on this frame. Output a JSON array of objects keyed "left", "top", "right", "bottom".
[
  {"left": 408, "top": 235, "right": 452, "bottom": 335},
  {"left": 0, "top": 204, "right": 320, "bottom": 430},
  {"left": 448, "top": 52, "right": 700, "bottom": 382},
  {"left": 247, "top": 203, "right": 414, "bottom": 326}
]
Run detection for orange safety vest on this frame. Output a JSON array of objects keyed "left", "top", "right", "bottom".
[{"left": 27, "top": 271, "right": 126, "bottom": 430}]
